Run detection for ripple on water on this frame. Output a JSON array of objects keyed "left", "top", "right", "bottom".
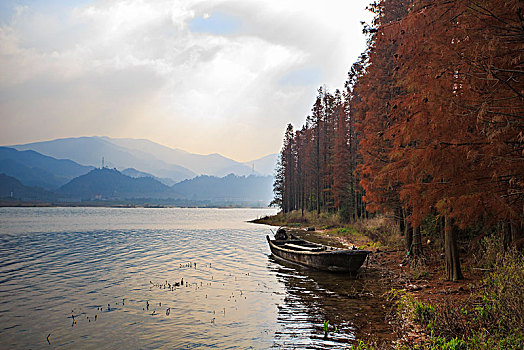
[{"left": 0, "top": 207, "right": 393, "bottom": 349}]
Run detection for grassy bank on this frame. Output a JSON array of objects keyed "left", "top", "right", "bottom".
[
  {"left": 252, "top": 210, "right": 343, "bottom": 228},
  {"left": 253, "top": 210, "right": 402, "bottom": 250},
  {"left": 258, "top": 211, "right": 524, "bottom": 349}
]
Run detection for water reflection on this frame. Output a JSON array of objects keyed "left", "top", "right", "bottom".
[{"left": 268, "top": 256, "right": 395, "bottom": 349}]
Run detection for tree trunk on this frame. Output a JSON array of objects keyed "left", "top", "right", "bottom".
[
  {"left": 405, "top": 223, "right": 413, "bottom": 255},
  {"left": 301, "top": 187, "right": 305, "bottom": 217},
  {"left": 398, "top": 208, "right": 406, "bottom": 236},
  {"left": 439, "top": 215, "right": 445, "bottom": 249},
  {"left": 412, "top": 225, "right": 423, "bottom": 259},
  {"left": 354, "top": 190, "right": 358, "bottom": 221},
  {"left": 355, "top": 194, "right": 359, "bottom": 220},
  {"left": 444, "top": 216, "right": 463, "bottom": 281}
]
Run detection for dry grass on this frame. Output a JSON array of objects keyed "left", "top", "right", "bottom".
[
  {"left": 254, "top": 210, "right": 405, "bottom": 251},
  {"left": 252, "top": 210, "right": 341, "bottom": 228}
]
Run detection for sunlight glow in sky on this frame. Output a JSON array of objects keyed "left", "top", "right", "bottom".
[{"left": 0, "top": 0, "right": 372, "bottom": 161}]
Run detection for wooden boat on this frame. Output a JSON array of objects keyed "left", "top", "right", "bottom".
[{"left": 266, "top": 235, "right": 370, "bottom": 273}]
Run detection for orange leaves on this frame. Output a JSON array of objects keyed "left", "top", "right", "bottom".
[
  {"left": 275, "top": 0, "right": 522, "bottom": 231},
  {"left": 354, "top": 0, "right": 523, "bottom": 227}
]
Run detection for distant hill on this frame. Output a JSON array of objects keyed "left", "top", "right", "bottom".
[
  {"left": 11, "top": 136, "right": 259, "bottom": 180},
  {"left": 57, "top": 168, "right": 176, "bottom": 200},
  {"left": 57, "top": 170, "right": 272, "bottom": 204},
  {"left": 12, "top": 137, "right": 196, "bottom": 183},
  {"left": 121, "top": 168, "right": 176, "bottom": 186},
  {"left": 172, "top": 174, "right": 273, "bottom": 203},
  {"left": 0, "top": 167, "right": 273, "bottom": 205},
  {"left": 0, "top": 173, "right": 55, "bottom": 201},
  {"left": 242, "top": 153, "right": 278, "bottom": 176},
  {"left": 2, "top": 137, "right": 276, "bottom": 206},
  {"left": 0, "top": 147, "right": 93, "bottom": 190},
  {"left": 121, "top": 167, "right": 155, "bottom": 178},
  {"left": 102, "top": 136, "right": 257, "bottom": 176}
]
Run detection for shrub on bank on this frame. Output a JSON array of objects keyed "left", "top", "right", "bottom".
[{"left": 390, "top": 249, "right": 524, "bottom": 349}]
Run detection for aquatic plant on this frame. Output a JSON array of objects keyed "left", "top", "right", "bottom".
[{"left": 323, "top": 319, "right": 329, "bottom": 338}]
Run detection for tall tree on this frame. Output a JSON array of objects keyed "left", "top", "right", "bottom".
[
  {"left": 354, "top": 0, "right": 412, "bottom": 228},
  {"left": 332, "top": 92, "right": 352, "bottom": 221},
  {"left": 273, "top": 123, "right": 296, "bottom": 213},
  {"left": 391, "top": 0, "right": 523, "bottom": 279}
]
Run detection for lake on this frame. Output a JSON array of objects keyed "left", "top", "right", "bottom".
[{"left": 0, "top": 207, "right": 392, "bottom": 349}]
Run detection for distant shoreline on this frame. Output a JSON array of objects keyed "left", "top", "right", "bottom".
[{"left": 0, "top": 200, "right": 273, "bottom": 209}]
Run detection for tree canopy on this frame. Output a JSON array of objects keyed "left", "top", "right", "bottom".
[{"left": 273, "top": 0, "right": 523, "bottom": 281}]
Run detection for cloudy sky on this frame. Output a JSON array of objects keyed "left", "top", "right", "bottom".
[{"left": 0, "top": 0, "right": 372, "bottom": 161}]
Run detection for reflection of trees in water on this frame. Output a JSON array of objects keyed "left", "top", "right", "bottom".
[{"left": 268, "top": 256, "right": 394, "bottom": 349}]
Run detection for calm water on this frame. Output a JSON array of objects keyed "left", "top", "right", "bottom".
[{"left": 0, "top": 207, "right": 392, "bottom": 349}]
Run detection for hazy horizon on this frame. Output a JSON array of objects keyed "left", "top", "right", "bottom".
[{"left": 0, "top": 0, "right": 372, "bottom": 162}]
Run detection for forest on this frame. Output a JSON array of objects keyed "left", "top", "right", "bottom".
[{"left": 272, "top": 0, "right": 523, "bottom": 282}]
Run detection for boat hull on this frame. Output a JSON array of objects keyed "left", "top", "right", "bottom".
[{"left": 266, "top": 236, "right": 369, "bottom": 273}]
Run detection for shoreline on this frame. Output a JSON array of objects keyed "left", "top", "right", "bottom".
[
  {"left": 258, "top": 213, "right": 500, "bottom": 348},
  {"left": 0, "top": 200, "right": 273, "bottom": 209}
]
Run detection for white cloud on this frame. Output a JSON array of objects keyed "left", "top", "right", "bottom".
[{"left": 0, "top": 0, "right": 372, "bottom": 161}]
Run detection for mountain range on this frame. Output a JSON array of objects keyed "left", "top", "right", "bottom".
[
  {"left": 0, "top": 146, "right": 93, "bottom": 190},
  {"left": 11, "top": 136, "right": 277, "bottom": 183},
  {"left": 2, "top": 167, "right": 273, "bottom": 206},
  {"left": 12, "top": 137, "right": 196, "bottom": 184},
  {"left": 0, "top": 137, "right": 277, "bottom": 206}
]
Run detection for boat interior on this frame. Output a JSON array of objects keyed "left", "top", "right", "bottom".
[{"left": 271, "top": 239, "right": 334, "bottom": 252}]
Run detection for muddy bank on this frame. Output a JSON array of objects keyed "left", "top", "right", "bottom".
[{"left": 264, "top": 224, "right": 492, "bottom": 348}]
